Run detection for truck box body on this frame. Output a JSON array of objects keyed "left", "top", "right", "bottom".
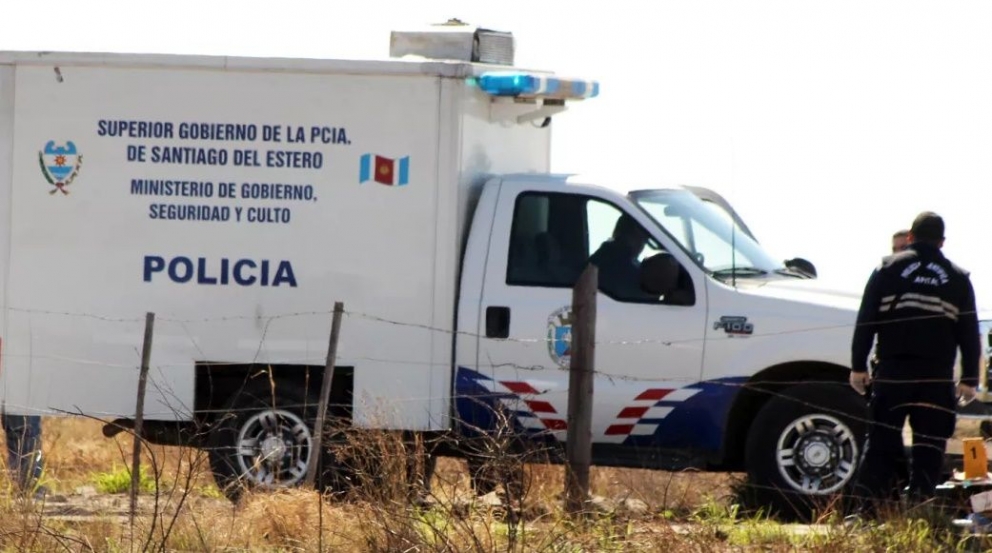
[{"left": 0, "top": 52, "right": 550, "bottom": 430}]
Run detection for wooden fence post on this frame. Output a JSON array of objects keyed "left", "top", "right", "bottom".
[
  {"left": 131, "top": 311, "right": 154, "bottom": 523},
  {"left": 306, "top": 302, "right": 345, "bottom": 488},
  {"left": 565, "top": 265, "right": 597, "bottom": 516}
]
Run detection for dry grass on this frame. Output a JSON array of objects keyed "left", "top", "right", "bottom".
[
  {"left": 0, "top": 417, "right": 745, "bottom": 551},
  {"left": 40, "top": 418, "right": 214, "bottom": 493},
  {"left": 0, "top": 417, "right": 975, "bottom": 552}
]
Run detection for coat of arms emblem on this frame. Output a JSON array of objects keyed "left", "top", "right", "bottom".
[
  {"left": 38, "top": 141, "right": 83, "bottom": 195},
  {"left": 546, "top": 306, "right": 573, "bottom": 368}
]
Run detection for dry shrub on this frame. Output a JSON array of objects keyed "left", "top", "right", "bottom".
[
  {"left": 0, "top": 412, "right": 973, "bottom": 552},
  {"left": 0, "top": 408, "right": 762, "bottom": 552},
  {"left": 39, "top": 417, "right": 216, "bottom": 495},
  {"left": 232, "top": 489, "right": 357, "bottom": 550},
  {"left": 591, "top": 467, "right": 738, "bottom": 514}
]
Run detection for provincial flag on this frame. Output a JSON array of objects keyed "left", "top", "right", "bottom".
[{"left": 360, "top": 154, "right": 410, "bottom": 186}]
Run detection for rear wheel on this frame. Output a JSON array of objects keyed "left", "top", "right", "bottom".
[
  {"left": 206, "top": 379, "right": 434, "bottom": 502},
  {"left": 207, "top": 381, "right": 342, "bottom": 501},
  {"left": 743, "top": 382, "right": 866, "bottom": 520}
]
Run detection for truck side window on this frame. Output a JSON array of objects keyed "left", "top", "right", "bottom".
[
  {"left": 507, "top": 193, "right": 585, "bottom": 287},
  {"left": 506, "top": 192, "right": 693, "bottom": 305}
]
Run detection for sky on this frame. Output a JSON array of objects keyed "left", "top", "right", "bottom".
[{"left": 3, "top": 0, "right": 991, "bottom": 318}]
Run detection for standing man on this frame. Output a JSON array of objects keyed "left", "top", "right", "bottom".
[
  {"left": 849, "top": 212, "right": 981, "bottom": 516},
  {"left": 864, "top": 227, "right": 914, "bottom": 501},
  {"left": 891, "top": 229, "right": 911, "bottom": 254},
  {"left": 2, "top": 414, "right": 45, "bottom": 498}
]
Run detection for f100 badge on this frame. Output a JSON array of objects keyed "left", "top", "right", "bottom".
[
  {"left": 714, "top": 315, "right": 754, "bottom": 336},
  {"left": 39, "top": 141, "right": 83, "bottom": 195}
]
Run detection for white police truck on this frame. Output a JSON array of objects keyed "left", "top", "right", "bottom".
[{"left": 0, "top": 24, "right": 901, "bottom": 515}]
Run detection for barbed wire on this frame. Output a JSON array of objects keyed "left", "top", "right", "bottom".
[
  {"left": 0, "top": 305, "right": 987, "bottom": 404},
  {"left": 0, "top": 303, "right": 989, "bottom": 458},
  {"left": 4, "top": 301, "right": 992, "bottom": 324},
  {"left": 0, "top": 348, "right": 982, "bottom": 387},
  {"left": 1, "top": 370, "right": 987, "bottom": 448},
  {"left": 3, "top": 304, "right": 992, "bottom": 350}
]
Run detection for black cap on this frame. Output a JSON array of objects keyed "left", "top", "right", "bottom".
[{"left": 910, "top": 211, "right": 944, "bottom": 242}]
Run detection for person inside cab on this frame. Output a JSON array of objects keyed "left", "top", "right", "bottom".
[{"left": 589, "top": 214, "right": 656, "bottom": 302}]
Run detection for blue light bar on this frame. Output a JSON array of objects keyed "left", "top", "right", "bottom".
[{"left": 476, "top": 71, "right": 600, "bottom": 100}]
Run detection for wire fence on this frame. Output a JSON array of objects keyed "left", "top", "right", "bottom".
[
  {"left": 0, "top": 304, "right": 988, "bottom": 450},
  {"left": 5, "top": 303, "right": 992, "bottom": 344},
  {"left": 0, "top": 300, "right": 989, "bottom": 527}
]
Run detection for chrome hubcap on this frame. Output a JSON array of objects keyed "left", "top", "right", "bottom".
[
  {"left": 776, "top": 414, "right": 858, "bottom": 494},
  {"left": 235, "top": 409, "right": 312, "bottom": 488}
]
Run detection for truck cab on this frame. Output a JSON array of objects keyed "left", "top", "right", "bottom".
[{"left": 454, "top": 172, "right": 865, "bottom": 516}]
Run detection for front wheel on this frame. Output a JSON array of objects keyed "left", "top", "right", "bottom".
[{"left": 743, "top": 382, "right": 866, "bottom": 520}]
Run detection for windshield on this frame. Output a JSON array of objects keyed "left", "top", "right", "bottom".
[{"left": 630, "top": 189, "right": 785, "bottom": 277}]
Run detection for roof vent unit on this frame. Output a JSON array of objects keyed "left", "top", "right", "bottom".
[{"left": 389, "top": 19, "right": 515, "bottom": 66}]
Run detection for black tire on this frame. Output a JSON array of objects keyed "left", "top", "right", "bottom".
[
  {"left": 981, "top": 420, "right": 992, "bottom": 440},
  {"left": 743, "top": 382, "right": 867, "bottom": 521},
  {"left": 207, "top": 380, "right": 345, "bottom": 502},
  {"left": 466, "top": 453, "right": 514, "bottom": 497},
  {"left": 463, "top": 433, "right": 528, "bottom": 501}
]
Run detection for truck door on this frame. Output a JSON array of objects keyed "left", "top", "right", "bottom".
[{"left": 458, "top": 182, "right": 709, "bottom": 452}]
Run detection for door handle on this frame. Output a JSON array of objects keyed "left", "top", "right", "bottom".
[{"left": 485, "top": 306, "right": 511, "bottom": 339}]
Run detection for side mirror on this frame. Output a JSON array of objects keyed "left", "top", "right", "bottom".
[
  {"left": 640, "top": 252, "right": 680, "bottom": 296},
  {"left": 785, "top": 257, "right": 817, "bottom": 278}
]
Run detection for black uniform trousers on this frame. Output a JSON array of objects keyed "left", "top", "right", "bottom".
[{"left": 852, "top": 371, "right": 956, "bottom": 512}]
